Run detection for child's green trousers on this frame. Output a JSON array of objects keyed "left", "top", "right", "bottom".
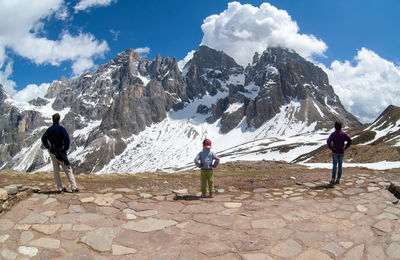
[{"left": 200, "top": 169, "right": 215, "bottom": 194}]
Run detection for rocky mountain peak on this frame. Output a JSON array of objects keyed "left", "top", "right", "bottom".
[
  {"left": 370, "top": 105, "right": 400, "bottom": 130},
  {"left": 185, "top": 45, "right": 241, "bottom": 72}
]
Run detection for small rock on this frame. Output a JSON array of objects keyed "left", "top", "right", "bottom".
[
  {"left": 0, "top": 189, "right": 8, "bottom": 200},
  {"left": 18, "top": 246, "right": 38, "bottom": 257},
  {"left": 1, "top": 249, "right": 17, "bottom": 260},
  {"left": 172, "top": 189, "right": 188, "bottom": 195},
  {"left": 80, "top": 197, "right": 95, "bottom": 203},
  {"left": 356, "top": 205, "right": 368, "bottom": 212},
  {"left": 339, "top": 241, "right": 354, "bottom": 249},
  {"left": 4, "top": 185, "right": 18, "bottom": 195},
  {"left": 224, "top": 202, "right": 242, "bottom": 208},
  {"left": 139, "top": 193, "right": 152, "bottom": 199},
  {"left": 0, "top": 234, "right": 10, "bottom": 243},
  {"left": 253, "top": 188, "right": 268, "bottom": 193}
]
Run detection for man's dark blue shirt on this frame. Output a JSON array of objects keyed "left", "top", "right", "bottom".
[{"left": 41, "top": 123, "right": 70, "bottom": 151}]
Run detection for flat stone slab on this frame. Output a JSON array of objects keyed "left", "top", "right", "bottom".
[
  {"left": 29, "top": 238, "right": 60, "bottom": 249},
  {"left": 19, "top": 213, "right": 49, "bottom": 224},
  {"left": 343, "top": 188, "right": 366, "bottom": 195},
  {"left": 31, "top": 224, "right": 61, "bottom": 234},
  {"left": 224, "top": 202, "right": 242, "bottom": 208},
  {"left": 251, "top": 218, "right": 286, "bottom": 229},
  {"left": 112, "top": 244, "right": 137, "bottom": 255},
  {"left": 134, "top": 209, "right": 158, "bottom": 217},
  {"left": 122, "top": 218, "right": 178, "bottom": 232},
  {"left": 81, "top": 227, "right": 120, "bottom": 252},
  {"left": 271, "top": 239, "right": 302, "bottom": 258}
]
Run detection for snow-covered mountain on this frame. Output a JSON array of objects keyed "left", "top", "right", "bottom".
[{"left": 0, "top": 46, "right": 361, "bottom": 173}]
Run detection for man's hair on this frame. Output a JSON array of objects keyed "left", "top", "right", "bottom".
[
  {"left": 334, "top": 121, "right": 342, "bottom": 131},
  {"left": 52, "top": 113, "right": 61, "bottom": 124}
]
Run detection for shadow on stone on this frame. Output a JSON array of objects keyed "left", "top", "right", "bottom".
[
  {"left": 35, "top": 190, "right": 70, "bottom": 194},
  {"left": 173, "top": 195, "right": 200, "bottom": 201},
  {"left": 309, "top": 184, "right": 335, "bottom": 190}
]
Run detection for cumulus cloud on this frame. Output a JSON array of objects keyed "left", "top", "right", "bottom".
[
  {"left": 0, "top": 62, "right": 16, "bottom": 96},
  {"left": 134, "top": 47, "right": 151, "bottom": 56},
  {"left": 200, "top": 1, "right": 327, "bottom": 66},
  {"left": 0, "top": 0, "right": 109, "bottom": 96},
  {"left": 325, "top": 48, "right": 400, "bottom": 123},
  {"left": 74, "top": 0, "right": 116, "bottom": 12},
  {"left": 13, "top": 83, "right": 50, "bottom": 102}
]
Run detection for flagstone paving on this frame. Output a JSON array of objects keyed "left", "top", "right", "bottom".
[{"left": 1, "top": 173, "right": 400, "bottom": 259}]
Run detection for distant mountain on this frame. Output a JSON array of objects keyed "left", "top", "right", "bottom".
[
  {"left": 296, "top": 104, "right": 400, "bottom": 163},
  {"left": 0, "top": 46, "right": 362, "bottom": 173}
]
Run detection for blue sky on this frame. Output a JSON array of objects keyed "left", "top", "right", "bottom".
[{"left": 1, "top": 0, "right": 399, "bottom": 123}]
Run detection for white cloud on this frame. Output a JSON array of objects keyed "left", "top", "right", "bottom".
[
  {"left": 0, "top": 61, "right": 16, "bottom": 96},
  {"left": 134, "top": 47, "right": 151, "bottom": 56},
  {"left": 109, "top": 29, "right": 120, "bottom": 41},
  {"left": 200, "top": 1, "right": 327, "bottom": 66},
  {"left": 325, "top": 48, "right": 400, "bottom": 123},
  {"left": 13, "top": 83, "right": 50, "bottom": 102},
  {"left": 74, "top": 0, "right": 116, "bottom": 12},
  {"left": 0, "top": 0, "right": 109, "bottom": 96}
]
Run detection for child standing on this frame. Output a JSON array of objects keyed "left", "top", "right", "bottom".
[{"left": 194, "top": 139, "right": 220, "bottom": 198}]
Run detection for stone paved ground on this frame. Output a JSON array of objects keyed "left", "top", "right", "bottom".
[{"left": 1, "top": 172, "right": 400, "bottom": 259}]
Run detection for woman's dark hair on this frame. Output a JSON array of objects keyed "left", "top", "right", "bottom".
[
  {"left": 334, "top": 121, "right": 342, "bottom": 131},
  {"left": 52, "top": 113, "right": 61, "bottom": 124}
]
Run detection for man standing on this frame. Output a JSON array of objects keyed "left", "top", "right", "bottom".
[
  {"left": 327, "top": 121, "right": 352, "bottom": 185},
  {"left": 41, "top": 113, "right": 79, "bottom": 193}
]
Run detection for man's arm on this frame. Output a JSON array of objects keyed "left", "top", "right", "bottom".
[
  {"left": 61, "top": 127, "right": 70, "bottom": 151},
  {"left": 41, "top": 129, "right": 51, "bottom": 149}
]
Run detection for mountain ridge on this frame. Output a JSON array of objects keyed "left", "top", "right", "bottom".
[{"left": 0, "top": 45, "right": 378, "bottom": 173}]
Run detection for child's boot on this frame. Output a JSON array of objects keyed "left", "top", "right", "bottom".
[
  {"left": 201, "top": 192, "right": 207, "bottom": 198},
  {"left": 209, "top": 192, "right": 214, "bottom": 198}
]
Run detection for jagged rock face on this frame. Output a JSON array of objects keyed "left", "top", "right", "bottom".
[
  {"left": 243, "top": 48, "right": 359, "bottom": 129},
  {"left": 184, "top": 45, "right": 244, "bottom": 99},
  {"left": 0, "top": 46, "right": 362, "bottom": 173},
  {"left": 0, "top": 85, "right": 46, "bottom": 169}
]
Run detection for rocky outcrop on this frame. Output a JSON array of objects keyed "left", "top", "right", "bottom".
[{"left": 389, "top": 182, "right": 400, "bottom": 199}]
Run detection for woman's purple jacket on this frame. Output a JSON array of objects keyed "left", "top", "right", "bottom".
[{"left": 327, "top": 130, "right": 352, "bottom": 154}]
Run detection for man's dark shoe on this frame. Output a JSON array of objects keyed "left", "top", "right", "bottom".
[
  {"left": 56, "top": 187, "right": 67, "bottom": 193},
  {"left": 335, "top": 180, "right": 340, "bottom": 184},
  {"left": 72, "top": 188, "right": 80, "bottom": 193},
  {"left": 329, "top": 179, "right": 335, "bottom": 185}
]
